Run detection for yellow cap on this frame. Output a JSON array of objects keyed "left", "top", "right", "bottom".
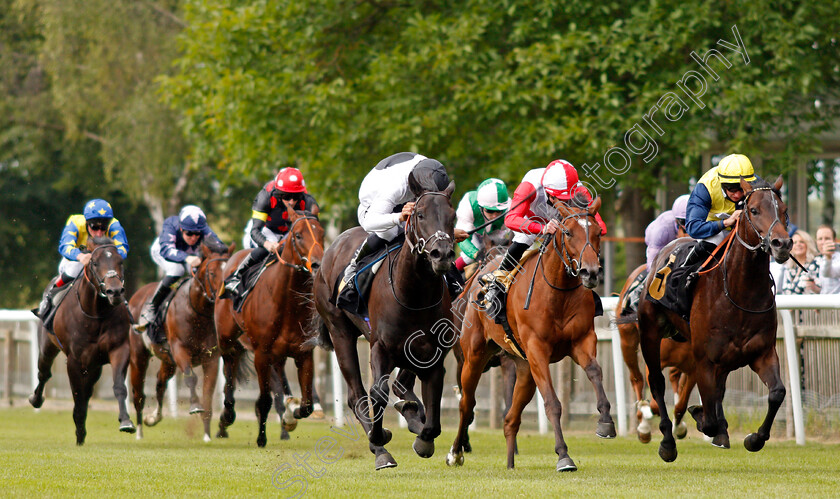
[{"left": 717, "top": 154, "right": 756, "bottom": 182}]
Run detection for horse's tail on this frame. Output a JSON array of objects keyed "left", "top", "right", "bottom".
[
  {"left": 234, "top": 348, "right": 255, "bottom": 385},
  {"left": 305, "top": 310, "right": 333, "bottom": 351},
  {"left": 615, "top": 312, "right": 638, "bottom": 325}
]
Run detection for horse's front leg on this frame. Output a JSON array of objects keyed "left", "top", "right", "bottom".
[
  {"left": 29, "top": 327, "right": 60, "bottom": 409},
  {"left": 216, "top": 344, "right": 243, "bottom": 438},
  {"left": 171, "top": 342, "right": 202, "bottom": 415},
  {"left": 130, "top": 341, "right": 151, "bottom": 439},
  {"left": 619, "top": 322, "right": 652, "bottom": 441},
  {"left": 145, "top": 354, "right": 176, "bottom": 427},
  {"left": 503, "top": 359, "right": 536, "bottom": 469},
  {"left": 200, "top": 354, "right": 220, "bottom": 442},
  {"left": 413, "top": 363, "right": 445, "bottom": 458},
  {"left": 392, "top": 368, "right": 426, "bottom": 435},
  {"left": 292, "top": 351, "right": 315, "bottom": 419},
  {"left": 571, "top": 332, "right": 616, "bottom": 438},
  {"left": 744, "top": 348, "right": 786, "bottom": 452},
  {"left": 367, "top": 341, "right": 394, "bottom": 448},
  {"left": 527, "top": 344, "right": 576, "bottom": 472},
  {"left": 688, "top": 359, "right": 723, "bottom": 442},
  {"left": 269, "top": 365, "right": 290, "bottom": 440},
  {"left": 673, "top": 372, "right": 695, "bottom": 439},
  {"left": 638, "top": 310, "right": 676, "bottom": 462},
  {"left": 253, "top": 349, "right": 275, "bottom": 448},
  {"left": 109, "top": 342, "right": 136, "bottom": 433}
]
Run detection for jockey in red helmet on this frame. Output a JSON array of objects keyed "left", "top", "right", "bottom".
[{"left": 222, "top": 168, "right": 320, "bottom": 297}]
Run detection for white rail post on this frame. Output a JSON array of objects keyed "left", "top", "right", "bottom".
[
  {"left": 168, "top": 376, "right": 178, "bottom": 417},
  {"left": 30, "top": 321, "right": 39, "bottom": 395},
  {"left": 609, "top": 312, "right": 628, "bottom": 436},
  {"left": 331, "top": 351, "right": 344, "bottom": 427},
  {"left": 780, "top": 310, "right": 805, "bottom": 445},
  {"left": 537, "top": 391, "right": 548, "bottom": 434}
]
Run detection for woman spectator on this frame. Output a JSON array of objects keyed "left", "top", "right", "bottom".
[
  {"left": 816, "top": 225, "right": 840, "bottom": 294},
  {"left": 779, "top": 230, "right": 820, "bottom": 295}
]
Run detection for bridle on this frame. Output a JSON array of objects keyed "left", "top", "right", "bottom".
[
  {"left": 536, "top": 207, "right": 599, "bottom": 292},
  {"left": 77, "top": 244, "right": 124, "bottom": 319},
  {"left": 273, "top": 215, "right": 322, "bottom": 273},
  {"left": 737, "top": 187, "right": 784, "bottom": 254},
  {"left": 188, "top": 254, "right": 229, "bottom": 316},
  {"left": 390, "top": 191, "right": 453, "bottom": 311}
]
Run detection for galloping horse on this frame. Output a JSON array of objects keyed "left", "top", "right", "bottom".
[
  {"left": 447, "top": 195, "right": 615, "bottom": 472},
  {"left": 215, "top": 209, "right": 324, "bottom": 447},
  {"left": 311, "top": 180, "right": 457, "bottom": 470},
  {"left": 638, "top": 176, "right": 791, "bottom": 462},
  {"left": 616, "top": 263, "right": 695, "bottom": 443},
  {"left": 128, "top": 242, "right": 233, "bottom": 442},
  {"left": 29, "top": 236, "right": 135, "bottom": 444}
]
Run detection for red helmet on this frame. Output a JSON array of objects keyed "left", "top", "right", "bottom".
[
  {"left": 541, "top": 159, "right": 582, "bottom": 200},
  {"left": 274, "top": 167, "right": 307, "bottom": 193}
]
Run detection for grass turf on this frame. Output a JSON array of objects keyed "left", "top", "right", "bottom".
[{"left": 1, "top": 406, "right": 838, "bottom": 498}]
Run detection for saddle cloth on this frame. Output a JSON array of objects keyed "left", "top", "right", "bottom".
[{"left": 335, "top": 233, "right": 406, "bottom": 318}]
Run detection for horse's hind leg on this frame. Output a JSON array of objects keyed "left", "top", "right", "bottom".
[
  {"left": 744, "top": 348, "right": 785, "bottom": 452},
  {"left": 29, "top": 328, "right": 60, "bottom": 409},
  {"left": 673, "top": 372, "right": 695, "bottom": 440},
  {"left": 500, "top": 354, "right": 519, "bottom": 454},
  {"left": 571, "top": 334, "right": 616, "bottom": 439},
  {"left": 146, "top": 355, "right": 176, "bottom": 427},
  {"left": 392, "top": 368, "right": 427, "bottom": 435},
  {"left": 503, "top": 359, "right": 536, "bottom": 469},
  {"left": 130, "top": 343, "right": 151, "bottom": 439},
  {"left": 269, "top": 364, "right": 290, "bottom": 440},
  {"left": 109, "top": 342, "right": 136, "bottom": 433},
  {"left": 367, "top": 341, "right": 395, "bottom": 448},
  {"left": 200, "top": 355, "right": 220, "bottom": 442},
  {"left": 172, "top": 343, "right": 202, "bottom": 415},
  {"left": 217, "top": 344, "right": 244, "bottom": 438},
  {"left": 639, "top": 309, "right": 676, "bottom": 462},
  {"left": 619, "top": 323, "right": 652, "bottom": 442},
  {"left": 253, "top": 349, "right": 276, "bottom": 448},
  {"left": 446, "top": 338, "right": 494, "bottom": 467}
]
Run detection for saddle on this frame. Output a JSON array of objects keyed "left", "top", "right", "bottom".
[
  {"left": 645, "top": 240, "right": 718, "bottom": 325},
  {"left": 335, "top": 234, "right": 405, "bottom": 318},
  {"left": 33, "top": 277, "right": 75, "bottom": 334}
]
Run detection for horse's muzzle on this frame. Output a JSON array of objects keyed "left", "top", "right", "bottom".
[
  {"left": 428, "top": 247, "right": 455, "bottom": 275},
  {"left": 105, "top": 286, "right": 125, "bottom": 305},
  {"left": 770, "top": 236, "right": 792, "bottom": 264},
  {"left": 579, "top": 267, "right": 600, "bottom": 289}
]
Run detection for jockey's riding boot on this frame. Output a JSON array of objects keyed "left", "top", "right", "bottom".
[
  {"left": 342, "top": 233, "right": 386, "bottom": 285},
  {"left": 34, "top": 274, "right": 73, "bottom": 320},
  {"left": 222, "top": 249, "right": 264, "bottom": 297},
  {"left": 479, "top": 241, "right": 529, "bottom": 320},
  {"left": 136, "top": 276, "right": 177, "bottom": 332},
  {"left": 444, "top": 263, "right": 466, "bottom": 297},
  {"left": 622, "top": 271, "right": 648, "bottom": 316}
]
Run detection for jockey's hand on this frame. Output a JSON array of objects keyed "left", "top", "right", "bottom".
[
  {"left": 454, "top": 228, "right": 469, "bottom": 243},
  {"left": 723, "top": 210, "right": 742, "bottom": 228},
  {"left": 264, "top": 240, "right": 280, "bottom": 253},
  {"left": 185, "top": 255, "right": 201, "bottom": 269},
  {"left": 78, "top": 253, "right": 92, "bottom": 266},
  {"left": 399, "top": 202, "right": 416, "bottom": 222},
  {"left": 541, "top": 219, "right": 560, "bottom": 235}
]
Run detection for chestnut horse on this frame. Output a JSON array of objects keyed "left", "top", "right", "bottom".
[
  {"left": 638, "top": 176, "right": 791, "bottom": 462},
  {"left": 29, "top": 237, "right": 135, "bottom": 444},
  {"left": 447, "top": 196, "right": 615, "bottom": 472},
  {"left": 311, "top": 180, "right": 457, "bottom": 470},
  {"left": 128, "top": 242, "right": 233, "bottom": 442},
  {"left": 616, "top": 263, "right": 695, "bottom": 443},
  {"left": 215, "top": 209, "right": 324, "bottom": 447}
]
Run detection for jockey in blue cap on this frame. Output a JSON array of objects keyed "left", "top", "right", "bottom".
[
  {"left": 35, "top": 199, "right": 129, "bottom": 320},
  {"left": 136, "top": 205, "right": 226, "bottom": 337}
]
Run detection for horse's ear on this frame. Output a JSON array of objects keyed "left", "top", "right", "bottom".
[
  {"left": 443, "top": 181, "right": 456, "bottom": 199},
  {"left": 773, "top": 175, "right": 784, "bottom": 192},
  {"left": 201, "top": 244, "right": 212, "bottom": 258},
  {"left": 740, "top": 176, "right": 753, "bottom": 193},
  {"left": 589, "top": 196, "right": 602, "bottom": 214},
  {"left": 408, "top": 172, "right": 425, "bottom": 198},
  {"left": 227, "top": 241, "right": 236, "bottom": 255},
  {"left": 285, "top": 203, "right": 299, "bottom": 222}
]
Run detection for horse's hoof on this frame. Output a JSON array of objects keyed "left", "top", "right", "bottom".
[
  {"left": 29, "top": 394, "right": 44, "bottom": 409},
  {"left": 310, "top": 409, "right": 325, "bottom": 420},
  {"left": 687, "top": 405, "right": 704, "bottom": 426},
  {"left": 282, "top": 416, "right": 298, "bottom": 432},
  {"left": 280, "top": 428, "right": 290, "bottom": 440},
  {"left": 556, "top": 456, "right": 577, "bottom": 472},
  {"left": 637, "top": 431, "right": 652, "bottom": 444},
  {"left": 119, "top": 420, "right": 137, "bottom": 434},
  {"left": 445, "top": 447, "right": 464, "bottom": 467},
  {"left": 367, "top": 428, "right": 392, "bottom": 446},
  {"left": 658, "top": 443, "right": 678, "bottom": 463},
  {"left": 144, "top": 412, "right": 162, "bottom": 427},
  {"left": 744, "top": 433, "right": 766, "bottom": 452},
  {"left": 257, "top": 434, "right": 267, "bottom": 448},
  {"left": 282, "top": 397, "right": 300, "bottom": 432},
  {"left": 393, "top": 399, "right": 419, "bottom": 414},
  {"left": 374, "top": 452, "right": 398, "bottom": 470},
  {"left": 216, "top": 428, "right": 229, "bottom": 439},
  {"left": 596, "top": 421, "right": 616, "bottom": 439},
  {"left": 189, "top": 404, "right": 205, "bottom": 414},
  {"left": 412, "top": 437, "right": 435, "bottom": 458},
  {"left": 674, "top": 421, "right": 688, "bottom": 439},
  {"left": 712, "top": 433, "right": 730, "bottom": 449},
  {"left": 463, "top": 441, "right": 472, "bottom": 453},
  {"left": 638, "top": 401, "right": 654, "bottom": 420},
  {"left": 203, "top": 434, "right": 211, "bottom": 443}
]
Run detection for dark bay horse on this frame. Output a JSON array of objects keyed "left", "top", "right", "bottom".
[
  {"left": 310, "top": 180, "right": 457, "bottom": 470},
  {"left": 29, "top": 237, "right": 135, "bottom": 444},
  {"left": 215, "top": 209, "right": 324, "bottom": 447},
  {"left": 638, "top": 176, "right": 791, "bottom": 462},
  {"left": 616, "top": 263, "right": 695, "bottom": 443},
  {"left": 128, "top": 242, "right": 233, "bottom": 442},
  {"left": 447, "top": 197, "right": 615, "bottom": 472}
]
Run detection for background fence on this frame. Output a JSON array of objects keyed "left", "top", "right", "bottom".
[{"left": 2, "top": 296, "right": 838, "bottom": 442}]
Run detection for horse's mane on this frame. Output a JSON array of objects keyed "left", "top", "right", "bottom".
[
  {"left": 89, "top": 235, "right": 115, "bottom": 246},
  {"left": 569, "top": 192, "right": 592, "bottom": 210}
]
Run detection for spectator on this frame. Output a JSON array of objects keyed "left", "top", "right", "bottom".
[
  {"left": 816, "top": 225, "right": 840, "bottom": 294},
  {"left": 779, "top": 230, "right": 820, "bottom": 294}
]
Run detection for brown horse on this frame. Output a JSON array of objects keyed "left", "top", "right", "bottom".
[
  {"left": 128, "top": 242, "right": 233, "bottom": 442},
  {"left": 29, "top": 237, "right": 135, "bottom": 444},
  {"left": 447, "top": 196, "right": 615, "bottom": 472},
  {"left": 638, "top": 176, "right": 791, "bottom": 462},
  {"left": 215, "top": 209, "right": 324, "bottom": 447},
  {"left": 310, "top": 181, "right": 457, "bottom": 470},
  {"left": 616, "top": 263, "right": 695, "bottom": 443}
]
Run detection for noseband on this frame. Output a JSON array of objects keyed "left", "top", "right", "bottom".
[
  {"left": 552, "top": 211, "right": 599, "bottom": 278},
  {"left": 737, "top": 187, "right": 784, "bottom": 254},
  {"left": 404, "top": 191, "right": 453, "bottom": 256}
]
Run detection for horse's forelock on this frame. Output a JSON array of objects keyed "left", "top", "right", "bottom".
[
  {"left": 89, "top": 235, "right": 115, "bottom": 247},
  {"left": 569, "top": 192, "right": 590, "bottom": 210},
  {"left": 749, "top": 178, "right": 781, "bottom": 198}
]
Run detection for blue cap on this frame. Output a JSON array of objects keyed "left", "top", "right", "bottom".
[
  {"left": 83, "top": 199, "right": 114, "bottom": 220},
  {"left": 179, "top": 205, "right": 208, "bottom": 232}
]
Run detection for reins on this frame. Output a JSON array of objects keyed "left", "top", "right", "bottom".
[{"left": 76, "top": 244, "right": 124, "bottom": 320}]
